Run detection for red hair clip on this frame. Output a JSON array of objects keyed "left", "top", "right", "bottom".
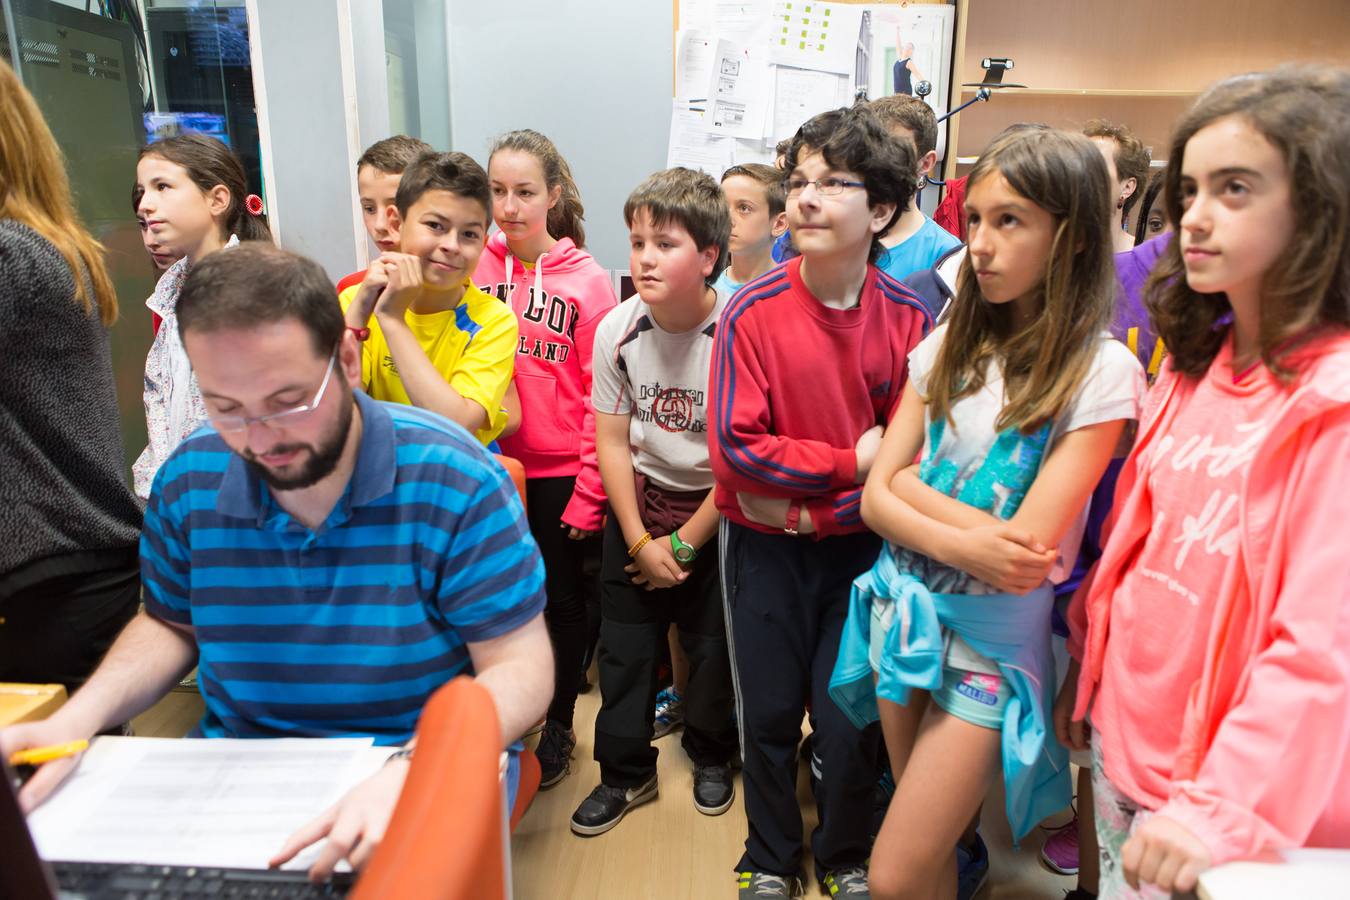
[{"left": 245, "top": 194, "right": 264, "bottom": 216}]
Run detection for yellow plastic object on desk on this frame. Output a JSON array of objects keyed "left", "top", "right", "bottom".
[{"left": 0, "top": 683, "right": 67, "bottom": 728}]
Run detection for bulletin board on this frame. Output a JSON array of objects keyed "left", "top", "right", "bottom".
[{"left": 668, "top": 0, "right": 956, "bottom": 176}]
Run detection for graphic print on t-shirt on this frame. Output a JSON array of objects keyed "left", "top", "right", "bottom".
[
  {"left": 895, "top": 416, "right": 1053, "bottom": 595},
  {"left": 1141, "top": 414, "right": 1274, "bottom": 604},
  {"left": 485, "top": 281, "right": 580, "bottom": 364},
  {"left": 638, "top": 382, "right": 707, "bottom": 434}
]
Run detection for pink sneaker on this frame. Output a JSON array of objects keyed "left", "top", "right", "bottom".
[{"left": 1040, "top": 816, "right": 1080, "bottom": 875}]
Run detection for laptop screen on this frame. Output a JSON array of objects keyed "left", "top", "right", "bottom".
[{"left": 0, "top": 761, "right": 57, "bottom": 900}]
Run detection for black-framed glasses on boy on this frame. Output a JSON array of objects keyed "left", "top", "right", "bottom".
[
  {"left": 202, "top": 347, "right": 339, "bottom": 434},
  {"left": 783, "top": 176, "right": 866, "bottom": 197}
]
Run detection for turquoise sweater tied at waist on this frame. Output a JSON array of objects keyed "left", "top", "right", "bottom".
[{"left": 828, "top": 548, "right": 1071, "bottom": 842}]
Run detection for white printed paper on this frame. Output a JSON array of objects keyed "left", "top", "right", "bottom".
[
  {"left": 667, "top": 101, "right": 736, "bottom": 177},
  {"left": 704, "top": 39, "right": 772, "bottom": 141},
  {"left": 766, "top": 1, "right": 864, "bottom": 76},
  {"left": 771, "top": 65, "right": 850, "bottom": 145},
  {"left": 712, "top": 0, "right": 774, "bottom": 43},
  {"left": 28, "top": 737, "right": 389, "bottom": 871},
  {"left": 676, "top": 30, "right": 716, "bottom": 103}
]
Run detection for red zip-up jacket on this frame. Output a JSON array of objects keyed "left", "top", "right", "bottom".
[{"left": 710, "top": 257, "right": 931, "bottom": 537}]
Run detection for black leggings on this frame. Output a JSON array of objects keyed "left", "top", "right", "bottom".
[{"left": 525, "top": 476, "right": 601, "bottom": 730}]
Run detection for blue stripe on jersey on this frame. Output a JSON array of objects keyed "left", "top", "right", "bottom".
[
  {"left": 140, "top": 390, "right": 545, "bottom": 743},
  {"left": 715, "top": 268, "right": 832, "bottom": 491},
  {"left": 454, "top": 302, "right": 483, "bottom": 348}
]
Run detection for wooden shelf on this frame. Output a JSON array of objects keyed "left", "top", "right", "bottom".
[{"left": 961, "top": 87, "right": 1200, "bottom": 98}]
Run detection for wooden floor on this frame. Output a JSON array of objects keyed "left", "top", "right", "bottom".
[
  {"left": 512, "top": 667, "right": 1076, "bottom": 900},
  {"left": 137, "top": 675, "right": 1077, "bottom": 899}
]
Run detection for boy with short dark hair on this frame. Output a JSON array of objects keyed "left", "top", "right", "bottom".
[
  {"left": 716, "top": 163, "right": 788, "bottom": 298},
  {"left": 569, "top": 167, "right": 738, "bottom": 838},
  {"left": 868, "top": 94, "right": 961, "bottom": 282},
  {"left": 339, "top": 134, "right": 433, "bottom": 293},
  {"left": 710, "top": 105, "right": 931, "bottom": 899},
  {"left": 341, "top": 151, "right": 516, "bottom": 445}
]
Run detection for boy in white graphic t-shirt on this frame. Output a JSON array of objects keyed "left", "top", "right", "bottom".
[{"left": 569, "top": 168, "right": 737, "bottom": 838}]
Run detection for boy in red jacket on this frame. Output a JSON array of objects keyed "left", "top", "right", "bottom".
[{"left": 709, "top": 105, "right": 931, "bottom": 898}]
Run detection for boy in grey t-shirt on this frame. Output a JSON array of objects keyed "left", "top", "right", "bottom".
[{"left": 569, "top": 168, "right": 738, "bottom": 838}]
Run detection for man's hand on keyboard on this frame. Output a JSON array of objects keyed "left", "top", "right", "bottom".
[{"left": 269, "top": 755, "right": 411, "bottom": 882}]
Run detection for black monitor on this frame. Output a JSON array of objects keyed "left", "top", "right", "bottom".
[{"left": 0, "top": 761, "right": 58, "bottom": 900}]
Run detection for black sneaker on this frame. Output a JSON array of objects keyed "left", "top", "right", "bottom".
[
  {"left": 693, "top": 764, "right": 734, "bottom": 815},
  {"left": 535, "top": 719, "right": 575, "bottom": 789},
  {"left": 569, "top": 775, "right": 659, "bottom": 836}
]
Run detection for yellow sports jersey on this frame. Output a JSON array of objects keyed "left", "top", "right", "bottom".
[{"left": 339, "top": 279, "right": 516, "bottom": 445}]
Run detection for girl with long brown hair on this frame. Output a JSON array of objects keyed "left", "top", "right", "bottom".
[
  {"left": 828, "top": 127, "right": 1146, "bottom": 898},
  {"left": 1057, "top": 65, "right": 1350, "bottom": 898},
  {"left": 0, "top": 59, "right": 143, "bottom": 689},
  {"left": 475, "top": 129, "right": 617, "bottom": 787}
]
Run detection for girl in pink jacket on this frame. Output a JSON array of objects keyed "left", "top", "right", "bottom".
[
  {"left": 477, "top": 130, "right": 618, "bottom": 788},
  {"left": 1057, "top": 65, "right": 1350, "bottom": 898}
]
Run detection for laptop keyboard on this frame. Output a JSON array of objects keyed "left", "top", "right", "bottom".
[{"left": 53, "top": 861, "right": 353, "bottom": 898}]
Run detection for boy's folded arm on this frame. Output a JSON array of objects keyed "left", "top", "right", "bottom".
[
  {"left": 709, "top": 326, "right": 856, "bottom": 498},
  {"left": 857, "top": 382, "right": 961, "bottom": 560}
]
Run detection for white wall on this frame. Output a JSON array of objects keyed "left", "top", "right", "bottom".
[
  {"left": 446, "top": 0, "right": 674, "bottom": 271},
  {"left": 247, "top": 0, "right": 389, "bottom": 279}
]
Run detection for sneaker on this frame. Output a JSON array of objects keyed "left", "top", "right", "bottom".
[
  {"left": 535, "top": 719, "right": 576, "bottom": 789},
  {"left": 956, "top": 833, "right": 990, "bottom": 900},
  {"left": 569, "top": 775, "right": 658, "bottom": 836},
  {"left": 1064, "top": 890, "right": 1098, "bottom": 900},
  {"left": 822, "top": 865, "right": 870, "bottom": 897},
  {"left": 1040, "top": 816, "right": 1080, "bottom": 876},
  {"left": 653, "top": 686, "right": 684, "bottom": 738},
  {"left": 692, "top": 763, "right": 734, "bottom": 815},
  {"left": 737, "top": 871, "right": 804, "bottom": 898}
]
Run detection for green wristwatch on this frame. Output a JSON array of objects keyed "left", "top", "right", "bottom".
[{"left": 670, "top": 531, "right": 698, "bottom": 565}]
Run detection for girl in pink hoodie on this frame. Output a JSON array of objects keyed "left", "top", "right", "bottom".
[
  {"left": 477, "top": 130, "right": 618, "bottom": 788},
  {"left": 1056, "top": 65, "right": 1350, "bottom": 899}
]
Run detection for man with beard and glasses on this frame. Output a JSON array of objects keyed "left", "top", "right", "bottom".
[{"left": 0, "top": 244, "right": 552, "bottom": 882}]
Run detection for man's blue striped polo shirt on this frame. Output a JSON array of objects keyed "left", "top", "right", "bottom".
[{"left": 140, "top": 389, "right": 545, "bottom": 744}]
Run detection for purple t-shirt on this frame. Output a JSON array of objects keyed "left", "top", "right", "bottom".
[
  {"left": 1053, "top": 233, "right": 1171, "bottom": 611},
  {"left": 1111, "top": 234, "right": 1170, "bottom": 381}
]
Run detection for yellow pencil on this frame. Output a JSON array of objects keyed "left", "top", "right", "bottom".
[{"left": 8, "top": 739, "right": 89, "bottom": 767}]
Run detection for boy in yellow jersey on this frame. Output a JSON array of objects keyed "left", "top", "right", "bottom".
[{"left": 342, "top": 151, "right": 516, "bottom": 444}]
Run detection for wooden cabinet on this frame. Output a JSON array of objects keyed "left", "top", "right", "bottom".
[{"left": 944, "top": 0, "right": 1350, "bottom": 177}]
